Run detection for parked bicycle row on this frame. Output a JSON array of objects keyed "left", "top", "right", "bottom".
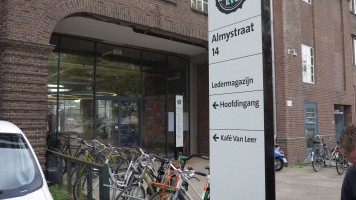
[
  {"left": 310, "top": 135, "right": 351, "bottom": 175},
  {"left": 48, "top": 134, "right": 210, "bottom": 200}
]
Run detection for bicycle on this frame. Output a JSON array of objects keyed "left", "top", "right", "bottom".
[
  {"left": 324, "top": 140, "right": 340, "bottom": 167},
  {"left": 48, "top": 135, "right": 102, "bottom": 186},
  {"left": 148, "top": 154, "right": 210, "bottom": 200},
  {"left": 115, "top": 146, "right": 164, "bottom": 200},
  {"left": 64, "top": 137, "right": 131, "bottom": 188},
  {"left": 149, "top": 160, "right": 210, "bottom": 200},
  {"left": 47, "top": 134, "right": 85, "bottom": 175},
  {"left": 336, "top": 148, "right": 351, "bottom": 175},
  {"left": 68, "top": 138, "right": 107, "bottom": 186},
  {"left": 73, "top": 145, "right": 140, "bottom": 200},
  {"left": 311, "top": 135, "right": 331, "bottom": 172}
]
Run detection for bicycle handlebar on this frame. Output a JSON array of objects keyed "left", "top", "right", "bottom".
[
  {"left": 179, "top": 153, "right": 205, "bottom": 162},
  {"left": 151, "top": 154, "right": 164, "bottom": 163},
  {"left": 178, "top": 153, "right": 209, "bottom": 168},
  {"left": 194, "top": 171, "right": 207, "bottom": 177},
  {"left": 75, "top": 138, "right": 94, "bottom": 149},
  {"left": 132, "top": 144, "right": 146, "bottom": 155}
]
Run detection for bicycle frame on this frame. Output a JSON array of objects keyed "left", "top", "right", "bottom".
[
  {"left": 138, "top": 164, "right": 157, "bottom": 195},
  {"left": 170, "top": 163, "right": 209, "bottom": 200},
  {"left": 103, "top": 147, "right": 158, "bottom": 199},
  {"left": 324, "top": 142, "right": 340, "bottom": 167},
  {"left": 102, "top": 151, "right": 140, "bottom": 198}
]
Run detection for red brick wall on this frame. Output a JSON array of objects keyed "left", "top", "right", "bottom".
[
  {"left": 273, "top": 0, "right": 287, "bottom": 149},
  {"left": 0, "top": 38, "right": 53, "bottom": 165},
  {"left": 274, "top": 0, "right": 354, "bottom": 163}
]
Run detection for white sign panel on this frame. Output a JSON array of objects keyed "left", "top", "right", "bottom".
[
  {"left": 209, "top": 54, "right": 264, "bottom": 95},
  {"left": 175, "top": 95, "right": 183, "bottom": 147},
  {"left": 209, "top": 16, "right": 263, "bottom": 64},
  {"left": 210, "top": 129, "right": 265, "bottom": 199},
  {"left": 209, "top": 0, "right": 271, "bottom": 199},
  {"left": 210, "top": 91, "right": 264, "bottom": 130}
]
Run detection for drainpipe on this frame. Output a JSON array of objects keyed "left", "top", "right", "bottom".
[
  {"left": 354, "top": 85, "right": 356, "bottom": 122},
  {"left": 270, "top": 0, "right": 277, "bottom": 143}
]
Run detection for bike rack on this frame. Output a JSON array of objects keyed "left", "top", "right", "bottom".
[{"left": 46, "top": 149, "right": 110, "bottom": 200}]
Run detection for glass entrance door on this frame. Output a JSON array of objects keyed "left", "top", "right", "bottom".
[{"left": 96, "top": 96, "right": 141, "bottom": 147}]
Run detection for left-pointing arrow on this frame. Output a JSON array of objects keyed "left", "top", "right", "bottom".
[
  {"left": 212, "top": 102, "right": 219, "bottom": 109},
  {"left": 213, "top": 134, "right": 219, "bottom": 142}
]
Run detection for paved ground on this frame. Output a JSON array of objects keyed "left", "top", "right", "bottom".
[
  {"left": 185, "top": 158, "right": 345, "bottom": 200},
  {"left": 64, "top": 157, "right": 346, "bottom": 199},
  {"left": 276, "top": 164, "right": 344, "bottom": 200}
]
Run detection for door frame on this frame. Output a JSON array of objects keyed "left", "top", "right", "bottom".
[
  {"left": 334, "top": 105, "right": 345, "bottom": 142},
  {"left": 304, "top": 102, "right": 318, "bottom": 155}
]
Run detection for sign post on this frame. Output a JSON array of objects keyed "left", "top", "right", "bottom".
[
  {"left": 175, "top": 95, "right": 184, "bottom": 158},
  {"left": 208, "top": 0, "right": 275, "bottom": 199}
]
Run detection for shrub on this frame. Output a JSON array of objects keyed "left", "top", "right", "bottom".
[{"left": 49, "top": 185, "right": 71, "bottom": 200}]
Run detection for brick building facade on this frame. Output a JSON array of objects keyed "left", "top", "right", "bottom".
[
  {"left": 1, "top": 0, "right": 356, "bottom": 166},
  {"left": 0, "top": 0, "right": 209, "bottom": 166},
  {"left": 273, "top": 0, "right": 355, "bottom": 163}
]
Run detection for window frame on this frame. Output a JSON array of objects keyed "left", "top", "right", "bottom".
[
  {"left": 301, "top": 44, "right": 315, "bottom": 84},
  {"left": 191, "top": 0, "right": 208, "bottom": 14},
  {"left": 350, "top": 0, "right": 356, "bottom": 15},
  {"left": 304, "top": 102, "right": 318, "bottom": 150},
  {"left": 353, "top": 36, "right": 356, "bottom": 65},
  {"left": 302, "top": 0, "right": 312, "bottom": 5}
]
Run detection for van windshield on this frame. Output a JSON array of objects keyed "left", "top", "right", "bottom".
[{"left": 0, "top": 133, "right": 43, "bottom": 199}]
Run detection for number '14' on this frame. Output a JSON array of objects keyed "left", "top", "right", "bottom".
[{"left": 212, "top": 47, "right": 219, "bottom": 56}]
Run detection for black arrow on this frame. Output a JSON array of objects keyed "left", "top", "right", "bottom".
[
  {"left": 212, "top": 102, "right": 218, "bottom": 109},
  {"left": 213, "top": 134, "right": 219, "bottom": 142}
]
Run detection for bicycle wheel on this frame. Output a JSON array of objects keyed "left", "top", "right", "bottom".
[
  {"left": 73, "top": 170, "right": 101, "bottom": 200},
  {"left": 323, "top": 148, "right": 331, "bottom": 167},
  {"left": 171, "top": 188, "right": 190, "bottom": 200},
  {"left": 274, "top": 158, "right": 284, "bottom": 171},
  {"left": 116, "top": 185, "right": 146, "bottom": 200},
  {"left": 336, "top": 154, "right": 346, "bottom": 175},
  {"left": 71, "top": 153, "right": 104, "bottom": 186},
  {"left": 68, "top": 161, "right": 80, "bottom": 187},
  {"left": 344, "top": 157, "right": 351, "bottom": 167},
  {"left": 149, "top": 192, "right": 175, "bottom": 200},
  {"left": 312, "top": 150, "right": 322, "bottom": 172},
  {"left": 110, "top": 156, "right": 130, "bottom": 181}
]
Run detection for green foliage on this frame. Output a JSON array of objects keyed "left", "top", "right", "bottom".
[
  {"left": 49, "top": 185, "right": 71, "bottom": 200},
  {"left": 293, "top": 161, "right": 307, "bottom": 168}
]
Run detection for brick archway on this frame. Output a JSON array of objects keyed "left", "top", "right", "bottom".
[
  {"left": 36, "top": 0, "right": 207, "bottom": 45},
  {"left": 37, "top": 0, "right": 158, "bottom": 44}
]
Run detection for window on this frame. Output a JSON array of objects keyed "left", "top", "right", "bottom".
[
  {"left": 350, "top": 0, "right": 356, "bottom": 14},
  {"left": 0, "top": 133, "right": 42, "bottom": 199},
  {"left": 48, "top": 34, "right": 191, "bottom": 156},
  {"left": 191, "top": 0, "right": 208, "bottom": 14},
  {"left": 303, "top": 0, "right": 311, "bottom": 4},
  {"left": 301, "top": 44, "right": 314, "bottom": 83}
]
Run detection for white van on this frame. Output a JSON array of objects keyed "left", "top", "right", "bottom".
[{"left": 0, "top": 120, "right": 53, "bottom": 200}]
